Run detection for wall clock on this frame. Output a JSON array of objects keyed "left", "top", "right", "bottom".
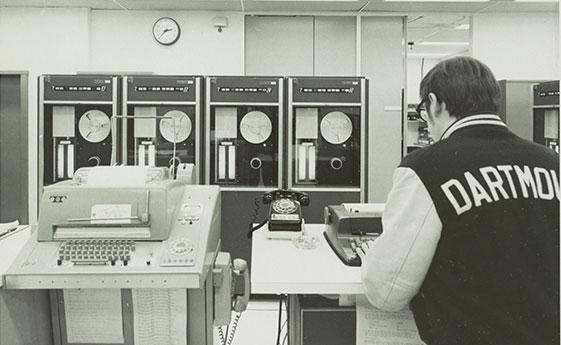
[{"left": 153, "top": 17, "right": 181, "bottom": 46}]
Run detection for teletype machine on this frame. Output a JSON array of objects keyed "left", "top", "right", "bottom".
[
  {"left": 205, "top": 76, "right": 283, "bottom": 265},
  {"left": 122, "top": 75, "right": 203, "bottom": 179},
  {"left": 533, "top": 81, "right": 559, "bottom": 153},
  {"left": 40, "top": 74, "right": 120, "bottom": 188},
  {"left": 324, "top": 203, "right": 384, "bottom": 266},
  {"left": 287, "top": 77, "right": 368, "bottom": 222},
  {"left": 3, "top": 166, "right": 249, "bottom": 345}
]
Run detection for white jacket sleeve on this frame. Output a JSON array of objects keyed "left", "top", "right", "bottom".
[{"left": 361, "top": 167, "right": 442, "bottom": 311}]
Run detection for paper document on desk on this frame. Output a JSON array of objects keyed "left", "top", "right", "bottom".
[
  {"left": 356, "top": 296, "right": 423, "bottom": 345},
  {"left": 132, "top": 289, "right": 187, "bottom": 345},
  {"left": 64, "top": 289, "right": 124, "bottom": 344}
]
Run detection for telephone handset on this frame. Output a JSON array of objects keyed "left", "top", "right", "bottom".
[
  {"left": 214, "top": 255, "right": 250, "bottom": 345},
  {"left": 247, "top": 189, "right": 310, "bottom": 238},
  {"left": 262, "top": 189, "right": 310, "bottom": 206}
]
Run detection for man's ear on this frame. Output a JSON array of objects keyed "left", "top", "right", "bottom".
[
  {"left": 428, "top": 92, "right": 438, "bottom": 105},
  {"left": 428, "top": 92, "right": 447, "bottom": 116}
]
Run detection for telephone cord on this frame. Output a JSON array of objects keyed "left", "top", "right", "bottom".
[
  {"left": 218, "top": 325, "right": 227, "bottom": 345},
  {"left": 275, "top": 295, "right": 285, "bottom": 345},
  {"left": 281, "top": 296, "right": 288, "bottom": 345},
  {"left": 226, "top": 312, "right": 242, "bottom": 345},
  {"left": 247, "top": 196, "right": 267, "bottom": 238},
  {"left": 218, "top": 312, "right": 242, "bottom": 345}
]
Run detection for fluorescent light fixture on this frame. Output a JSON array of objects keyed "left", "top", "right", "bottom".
[
  {"left": 417, "top": 41, "right": 470, "bottom": 46},
  {"left": 455, "top": 24, "right": 470, "bottom": 30},
  {"left": 408, "top": 53, "right": 450, "bottom": 58},
  {"left": 386, "top": 0, "right": 489, "bottom": 2}
]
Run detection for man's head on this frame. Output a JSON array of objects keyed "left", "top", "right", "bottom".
[{"left": 418, "top": 56, "right": 501, "bottom": 140}]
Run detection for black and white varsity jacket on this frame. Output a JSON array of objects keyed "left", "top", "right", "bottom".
[{"left": 362, "top": 114, "right": 559, "bottom": 345}]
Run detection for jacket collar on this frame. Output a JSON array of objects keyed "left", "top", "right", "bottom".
[{"left": 440, "top": 114, "right": 507, "bottom": 141}]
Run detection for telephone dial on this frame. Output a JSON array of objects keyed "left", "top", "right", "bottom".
[{"left": 247, "top": 189, "right": 310, "bottom": 238}]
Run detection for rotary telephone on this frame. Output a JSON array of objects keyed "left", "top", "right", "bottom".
[{"left": 247, "top": 189, "right": 310, "bottom": 238}]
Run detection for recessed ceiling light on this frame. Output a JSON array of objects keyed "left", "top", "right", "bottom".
[
  {"left": 386, "top": 0, "right": 489, "bottom": 2},
  {"left": 408, "top": 53, "right": 451, "bottom": 58},
  {"left": 455, "top": 24, "right": 470, "bottom": 30},
  {"left": 417, "top": 41, "right": 470, "bottom": 46}
]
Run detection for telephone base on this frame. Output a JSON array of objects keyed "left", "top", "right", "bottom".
[{"left": 267, "top": 230, "right": 302, "bottom": 240}]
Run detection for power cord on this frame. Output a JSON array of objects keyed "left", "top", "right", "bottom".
[
  {"left": 247, "top": 196, "right": 268, "bottom": 238},
  {"left": 281, "top": 296, "right": 289, "bottom": 345},
  {"left": 275, "top": 295, "right": 284, "bottom": 345}
]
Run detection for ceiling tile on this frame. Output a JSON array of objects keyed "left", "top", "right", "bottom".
[
  {"left": 479, "top": 1, "right": 558, "bottom": 12},
  {"left": 119, "top": 0, "right": 242, "bottom": 11},
  {"left": 365, "top": 2, "right": 490, "bottom": 12},
  {"left": 0, "top": 0, "right": 122, "bottom": 9},
  {"left": 243, "top": 0, "right": 367, "bottom": 11}
]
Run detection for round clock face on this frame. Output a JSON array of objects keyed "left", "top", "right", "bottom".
[
  {"left": 78, "top": 110, "right": 111, "bottom": 143},
  {"left": 159, "top": 110, "right": 192, "bottom": 143},
  {"left": 153, "top": 17, "right": 181, "bottom": 45},
  {"left": 320, "top": 111, "right": 353, "bottom": 144},
  {"left": 240, "top": 111, "right": 273, "bottom": 144}
]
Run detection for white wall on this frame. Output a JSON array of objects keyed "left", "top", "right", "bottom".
[
  {"left": 245, "top": 16, "right": 314, "bottom": 76},
  {"left": 314, "top": 16, "right": 356, "bottom": 76},
  {"left": 406, "top": 58, "right": 439, "bottom": 104},
  {"left": 0, "top": 8, "right": 245, "bottom": 222},
  {"left": 472, "top": 13, "right": 559, "bottom": 80},
  {"left": 90, "top": 11, "right": 244, "bottom": 75},
  {"left": 362, "top": 16, "right": 405, "bottom": 202},
  {"left": 245, "top": 15, "right": 356, "bottom": 76}
]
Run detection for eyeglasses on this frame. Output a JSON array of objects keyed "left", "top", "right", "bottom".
[{"left": 415, "top": 100, "right": 428, "bottom": 124}]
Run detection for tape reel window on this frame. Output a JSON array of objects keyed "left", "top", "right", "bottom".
[
  {"left": 159, "top": 110, "right": 193, "bottom": 143},
  {"left": 240, "top": 110, "right": 273, "bottom": 144},
  {"left": 78, "top": 110, "right": 111, "bottom": 143},
  {"left": 320, "top": 111, "right": 353, "bottom": 145}
]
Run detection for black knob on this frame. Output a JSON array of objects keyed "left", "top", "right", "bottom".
[
  {"left": 250, "top": 157, "right": 262, "bottom": 170},
  {"left": 330, "top": 158, "right": 343, "bottom": 170},
  {"left": 88, "top": 156, "right": 101, "bottom": 166}
]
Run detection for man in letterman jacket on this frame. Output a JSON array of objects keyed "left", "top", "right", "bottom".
[{"left": 358, "top": 56, "right": 559, "bottom": 345}]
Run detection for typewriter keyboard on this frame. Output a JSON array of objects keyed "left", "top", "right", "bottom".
[
  {"left": 57, "top": 239, "right": 135, "bottom": 266},
  {"left": 346, "top": 237, "right": 377, "bottom": 266},
  {"left": 348, "top": 237, "right": 370, "bottom": 255}
]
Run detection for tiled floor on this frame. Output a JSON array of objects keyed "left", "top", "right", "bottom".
[{"left": 213, "top": 299, "right": 287, "bottom": 345}]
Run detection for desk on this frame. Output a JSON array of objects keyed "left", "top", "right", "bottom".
[
  {"left": 251, "top": 224, "right": 364, "bottom": 345},
  {"left": 0, "top": 226, "right": 30, "bottom": 288},
  {"left": 0, "top": 226, "right": 53, "bottom": 345}
]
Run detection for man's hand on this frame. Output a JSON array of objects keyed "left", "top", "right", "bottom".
[{"left": 356, "top": 240, "right": 375, "bottom": 261}]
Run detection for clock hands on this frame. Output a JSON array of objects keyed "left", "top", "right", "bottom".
[{"left": 158, "top": 28, "right": 172, "bottom": 39}]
